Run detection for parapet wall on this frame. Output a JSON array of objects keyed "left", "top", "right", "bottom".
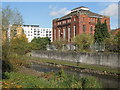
[{"left": 31, "top": 50, "right": 120, "bottom": 68}]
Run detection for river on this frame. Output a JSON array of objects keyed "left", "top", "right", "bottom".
[{"left": 29, "top": 62, "right": 119, "bottom": 88}]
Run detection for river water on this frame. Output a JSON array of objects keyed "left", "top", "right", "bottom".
[{"left": 29, "top": 62, "right": 119, "bottom": 88}]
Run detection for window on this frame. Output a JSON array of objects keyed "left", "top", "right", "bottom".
[
  {"left": 83, "top": 25, "right": 86, "bottom": 32},
  {"left": 54, "top": 29, "right": 56, "bottom": 40},
  {"left": 59, "top": 29, "right": 61, "bottom": 40},
  {"left": 74, "top": 18, "right": 76, "bottom": 21},
  {"left": 60, "top": 22, "right": 62, "bottom": 24},
  {"left": 68, "top": 27, "right": 71, "bottom": 42},
  {"left": 91, "top": 18, "right": 94, "bottom": 22},
  {"left": 63, "top": 28, "right": 66, "bottom": 40},
  {"left": 49, "top": 34, "right": 51, "bottom": 36},
  {"left": 63, "top": 21, "right": 66, "bottom": 24},
  {"left": 74, "top": 25, "right": 76, "bottom": 37},
  {"left": 46, "top": 31, "right": 48, "bottom": 33},
  {"left": 46, "top": 34, "right": 48, "bottom": 37},
  {"left": 49, "top": 31, "right": 51, "bottom": 33}
]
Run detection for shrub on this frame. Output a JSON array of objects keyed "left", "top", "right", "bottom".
[
  {"left": 31, "top": 37, "right": 50, "bottom": 50},
  {"left": 52, "top": 39, "right": 67, "bottom": 50},
  {"left": 2, "top": 70, "right": 102, "bottom": 88},
  {"left": 72, "top": 34, "right": 94, "bottom": 52},
  {"left": 10, "top": 35, "right": 30, "bottom": 55}
]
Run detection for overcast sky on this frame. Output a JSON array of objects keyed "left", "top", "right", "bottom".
[{"left": 2, "top": 2, "right": 118, "bottom": 29}]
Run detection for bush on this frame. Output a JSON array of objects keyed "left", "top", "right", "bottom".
[
  {"left": 10, "top": 35, "right": 30, "bottom": 55},
  {"left": 52, "top": 39, "right": 66, "bottom": 50},
  {"left": 2, "top": 69, "right": 102, "bottom": 88},
  {"left": 2, "top": 72, "right": 51, "bottom": 88},
  {"left": 72, "top": 34, "right": 94, "bottom": 52},
  {"left": 104, "top": 33, "right": 119, "bottom": 52},
  {"left": 31, "top": 37, "right": 50, "bottom": 50}
]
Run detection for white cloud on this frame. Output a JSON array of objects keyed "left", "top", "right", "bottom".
[
  {"left": 48, "top": 5, "right": 57, "bottom": 10},
  {"left": 49, "top": 6, "right": 71, "bottom": 17},
  {"left": 100, "top": 3, "right": 118, "bottom": 17}
]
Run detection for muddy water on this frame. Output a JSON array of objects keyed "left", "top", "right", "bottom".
[{"left": 30, "top": 62, "right": 119, "bottom": 88}]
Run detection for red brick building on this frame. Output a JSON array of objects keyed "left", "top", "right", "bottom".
[
  {"left": 111, "top": 28, "right": 120, "bottom": 35},
  {"left": 52, "top": 6, "right": 110, "bottom": 43}
]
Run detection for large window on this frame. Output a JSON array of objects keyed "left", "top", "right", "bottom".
[
  {"left": 68, "top": 27, "right": 71, "bottom": 42},
  {"left": 63, "top": 28, "right": 66, "bottom": 40},
  {"left": 54, "top": 29, "right": 56, "bottom": 40},
  {"left": 83, "top": 25, "right": 86, "bottom": 33},
  {"left": 74, "top": 25, "right": 76, "bottom": 37}
]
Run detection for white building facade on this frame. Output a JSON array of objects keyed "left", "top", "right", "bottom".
[{"left": 22, "top": 25, "right": 52, "bottom": 42}]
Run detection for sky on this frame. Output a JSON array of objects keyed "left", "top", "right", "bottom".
[{"left": 2, "top": 2, "right": 118, "bottom": 29}]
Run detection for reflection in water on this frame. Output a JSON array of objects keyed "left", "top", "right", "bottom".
[{"left": 30, "top": 63, "right": 119, "bottom": 88}]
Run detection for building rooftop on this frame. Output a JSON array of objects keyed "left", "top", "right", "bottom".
[
  {"left": 22, "top": 25, "right": 40, "bottom": 27},
  {"left": 56, "top": 6, "right": 108, "bottom": 21},
  {"left": 71, "top": 6, "right": 89, "bottom": 11}
]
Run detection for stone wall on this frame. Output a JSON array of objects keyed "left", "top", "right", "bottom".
[{"left": 31, "top": 50, "right": 120, "bottom": 68}]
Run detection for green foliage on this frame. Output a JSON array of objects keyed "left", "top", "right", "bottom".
[
  {"left": 102, "top": 20, "right": 110, "bottom": 38},
  {"left": 2, "top": 6, "right": 24, "bottom": 76},
  {"left": 81, "top": 76, "right": 102, "bottom": 88},
  {"left": 2, "top": 45, "right": 13, "bottom": 78},
  {"left": 72, "top": 34, "right": 94, "bottom": 51},
  {"left": 104, "top": 33, "right": 119, "bottom": 52},
  {"left": 31, "top": 37, "right": 50, "bottom": 50},
  {"left": 94, "top": 19, "right": 109, "bottom": 44},
  {"left": 10, "top": 35, "right": 29, "bottom": 55},
  {"left": 3, "top": 72, "right": 51, "bottom": 88},
  {"left": 94, "top": 19, "right": 103, "bottom": 44},
  {"left": 3, "top": 71, "right": 102, "bottom": 88},
  {"left": 115, "top": 31, "right": 120, "bottom": 52},
  {"left": 52, "top": 39, "right": 66, "bottom": 50}
]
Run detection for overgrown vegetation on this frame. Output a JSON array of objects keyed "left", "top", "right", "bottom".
[
  {"left": 27, "top": 56, "right": 119, "bottom": 74},
  {"left": 10, "top": 35, "right": 30, "bottom": 55},
  {"left": 104, "top": 31, "right": 120, "bottom": 52},
  {"left": 52, "top": 39, "right": 66, "bottom": 50},
  {"left": 1, "top": 70, "right": 102, "bottom": 88},
  {"left": 30, "top": 37, "right": 50, "bottom": 50},
  {"left": 2, "top": 5, "right": 27, "bottom": 78},
  {"left": 72, "top": 34, "right": 94, "bottom": 52}
]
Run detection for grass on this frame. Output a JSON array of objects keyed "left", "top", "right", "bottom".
[
  {"left": 26, "top": 56, "right": 119, "bottom": 74},
  {"left": 1, "top": 70, "right": 102, "bottom": 88}
]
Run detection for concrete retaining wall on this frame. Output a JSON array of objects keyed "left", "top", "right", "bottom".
[{"left": 31, "top": 50, "right": 120, "bottom": 68}]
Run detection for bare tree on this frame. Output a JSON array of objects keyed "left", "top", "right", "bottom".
[
  {"left": 2, "top": 5, "right": 24, "bottom": 60},
  {"left": 2, "top": 5, "right": 24, "bottom": 42}
]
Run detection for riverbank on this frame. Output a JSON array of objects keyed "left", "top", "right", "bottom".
[
  {"left": 26, "top": 56, "right": 119, "bottom": 77},
  {"left": 2, "top": 66, "right": 102, "bottom": 88},
  {"left": 1, "top": 55, "right": 119, "bottom": 88}
]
